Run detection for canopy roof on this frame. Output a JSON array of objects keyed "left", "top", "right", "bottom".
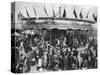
[{"left": 13, "top": 2, "right": 97, "bottom": 30}]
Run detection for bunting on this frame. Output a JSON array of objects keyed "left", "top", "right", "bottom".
[
  {"left": 53, "top": 9, "right": 56, "bottom": 17},
  {"left": 33, "top": 7, "right": 37, "bottom": 16},
  {"left": 79, "top": 9, "right": 83, "bottom": 19},
  {"left": 93, "top": 14, "right": 97, "bottom": 22},
  {"left": 86, "top": 10, "right": 90, "bottom": 19},
  {"left": 63, "top": 8, "right": 66, "bottom": 18},
  {"left": 18, "top": 11, "right": 25, "bottom": 20},
  {"left": 25, "top": 8, "right": 30, "bottom": 18},
  {"left": 59, "top": 6, "right": 61, "bottom": 18},
  {"left": 73, "top": 9, "right": 77, "bottom": 18},
  {"left": 44, "top": 6, "right": 48, "bottom": 16}
]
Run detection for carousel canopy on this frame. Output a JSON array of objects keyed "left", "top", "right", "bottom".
[{"left": 13, "top": 2, "right": 97, "bottom": 30}]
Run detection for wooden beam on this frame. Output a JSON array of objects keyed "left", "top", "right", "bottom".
[{"left": 22, "top": 17, "right": 96, "bottom": 24}]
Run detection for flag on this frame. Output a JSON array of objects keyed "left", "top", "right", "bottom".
[
  {"left": 11, "top": 12, "right": 14, "bottom": 21},
  {"left": 33, "top": 7, "right": 37, "bottom": 16},
  {"left": 18, "top": 11, "right": 25, "bottom": 20},
  {"left": 79, "top": 9, "right": 83, "bottom": 19},
  {"left": 73, "top": 9, "right": 77, "bottom": 18},
  {"left": 25, "top": 8, "right": 30, "bottom": 18},
  {"left": 59, "top": 7, "right": 61, "bottom": 18},
  {"left": 17, "top": 13, "right": 20, "bottom": 20},
  {"left": 44, "top": 6, "right": 48, "bottom": 16},
  {"left": 93, "top": 14, "right": 97, "bottom": 22},
  {"left": 86, "top": 10, "right": 90, "bottom": 18},
  {"left": 63, "top": 8, "right": 66, "bottom": 18},
  {"left": 53, "top": 9, "right": 56, "bottom": 17}
]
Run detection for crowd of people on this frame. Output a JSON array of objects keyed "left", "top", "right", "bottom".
[{"left": 11, "top": 29, "right": 97, "bottom": 73}]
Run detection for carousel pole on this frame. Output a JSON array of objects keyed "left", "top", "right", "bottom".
[{"left": 48, "top": 24, "right": 51, "bottom": 70}]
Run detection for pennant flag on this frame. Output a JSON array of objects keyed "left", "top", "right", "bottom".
[
  {"left": 79, "top": 9, "right": 83, "bottom": 19},
  {"left": 53, "top": 9, "right": 56, "bottom": 17},
  {"left": 73, "top": 9, "right": 77, "bottom": 18},
  {"left": 86, "top": 10, "right": 90, "bottom": 18},
  {"left": 25, "top": 8, "right": 30, "bottom": 18},
  {"left": 33, "top": 7, "right": 37, "bottom": 16},
  {"left": 17, "top": 13, "right": 20, "bottom": 20},
  {"left": 93, "top": 14, "right": 97, "bottom": 22},
  {"left": 11, "top": 12, "right": 14, "bottom": 21},
  {"left": 44, "top": 6, "right": 48, "bottom": 16},
  {"left": 63, "top": 8, "right": 66, "bottom": 18},
  {"left": 59, "top": 6, "right": 61, "bottom": 18},
  {"left": 18, "top": 11, "right": 25, "bottom": 20}
]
